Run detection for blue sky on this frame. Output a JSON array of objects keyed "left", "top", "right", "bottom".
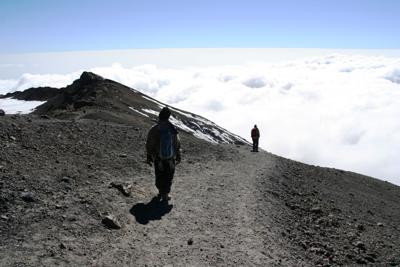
[{"left": 0, "top": 0, "right": 399, "bottom": 53}]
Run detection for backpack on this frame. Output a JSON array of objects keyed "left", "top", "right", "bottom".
[{"left": 158, "top": 122, "right": 176, "bottom": 160}]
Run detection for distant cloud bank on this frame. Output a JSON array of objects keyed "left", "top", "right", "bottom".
[{"left": 1, "top": 54, "right": 400, "bottom": 185}]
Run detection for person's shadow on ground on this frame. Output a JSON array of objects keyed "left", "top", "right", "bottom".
[{"left": 130, "top": 197, "right": 173, "bottom": 225}]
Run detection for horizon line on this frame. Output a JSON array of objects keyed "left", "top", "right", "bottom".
[{"left": 2, "top": 47, "right": 400, "bottom": 56}]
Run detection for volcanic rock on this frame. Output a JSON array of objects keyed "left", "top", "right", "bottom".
[
  {"left": 21, "top": 192, "right": 35, "bottom": 202},
  {"left": 310, "top": 206, "right": 322, "bottom": 214},
  {"left": 0, "top": 87, "right": 59, "bottom": 101},
  {"left": 354, "top": 241, "right": 366, "bottom": 250},
  {"left": 110, "top": 181, "right": 132, "bottom": 196},
  {"left": 101, "top": 215, "right": 121, "bottom": 229}
]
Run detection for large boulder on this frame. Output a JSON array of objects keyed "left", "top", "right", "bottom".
[{"left": 0, "top": 109, "right": 5, "bottom": 116}]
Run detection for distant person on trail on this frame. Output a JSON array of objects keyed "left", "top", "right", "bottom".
[
  {"left": 251, "top": 125, "right": 260, "bottom": 152},
  {"left": 146, "top": 107, "right": 181, "bottom": 202}
]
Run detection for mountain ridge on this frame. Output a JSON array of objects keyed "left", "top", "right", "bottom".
[{"left": 1, "top": 71, "right": 248, "bottom": 145}]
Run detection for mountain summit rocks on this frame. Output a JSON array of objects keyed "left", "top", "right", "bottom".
[{"left": 78, "top": 71, "right": 104, "bottom": 85}]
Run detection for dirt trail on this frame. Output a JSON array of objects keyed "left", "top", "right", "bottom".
[{"left": 93, "top": 145, "right": 302, "bottom": 266}]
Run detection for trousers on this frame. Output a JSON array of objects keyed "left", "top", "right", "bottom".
[
  {"left": 252, "top": 137, "right": 259, "bottom": 152},
  {"left": 154, "top": 158, "right": 175, "bottom": 195}
]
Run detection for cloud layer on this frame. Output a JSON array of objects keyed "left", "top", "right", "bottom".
[{"left": 1, "top": 54, "right": 400, "bottom": 185}]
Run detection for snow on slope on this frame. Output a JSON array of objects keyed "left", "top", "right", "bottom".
[
  {"left": 0, "top": 98, "right": 45, "bottom": 114},
  {"left": 139, "top": 97, "right": 248, "bottom": 145},
  {"left": 129, "top": 107, "right": 149, "bottom": 117}
]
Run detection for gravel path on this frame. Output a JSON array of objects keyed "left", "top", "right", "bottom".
[{"left": 94, "top": 145, "right": 304, "bottom": 266}]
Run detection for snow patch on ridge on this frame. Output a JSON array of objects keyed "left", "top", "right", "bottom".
[
  {"left": 140, "top": 107, "right": 243, "bottom": 144},
  {"left": 169, "top": 116, "right": 219, "bottom": 143},
  {"left": 141, "top": 108, "right": 159, "bottom": 116},
  {"left": 0, "top": 98, "right": 45, "bottom": 114},
  {"left": 129, "top": 107, "right": 149, "bottom": 117},
  {"left": 142, "top": 96, "right": 165, "bottom": 109}
]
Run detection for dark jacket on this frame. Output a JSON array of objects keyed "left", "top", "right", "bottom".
[
  {"left": 146, "top": 120, "right": 181, "bottom": 161},
  {"left": 251, "top": 127, "right": 260, "bottom": 138}
]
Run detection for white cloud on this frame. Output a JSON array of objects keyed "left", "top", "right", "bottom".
[
  {"left": 385, "top": 68, "right": 400, "bottom": 84},
  {"left": 242, "top": 77, "right": 268, "bottom": 88},
  {"left": 1, "top": 54, "right": 400, "bottom": 185},
  {"left": 0, "top": 79, "right": 17, "bottom": 94},
  {"left": 0, "top": 72, "right": 81, "bottom": 95}
]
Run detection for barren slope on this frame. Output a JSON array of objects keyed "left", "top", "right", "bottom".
[{"left": 1, "top": 114, "right": 399, "bottom": 266}]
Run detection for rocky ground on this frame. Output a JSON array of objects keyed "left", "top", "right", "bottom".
[{"left": 1, "top": 113, "right": 400, "bottom": 266}]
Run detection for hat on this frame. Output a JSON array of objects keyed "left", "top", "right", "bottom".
[{"left": 159, "top": 107, "right": 171, "bottom": 120}]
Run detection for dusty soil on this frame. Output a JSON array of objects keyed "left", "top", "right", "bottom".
[{"left": 1, "top": 114, "right": 399, "bottom": 266}]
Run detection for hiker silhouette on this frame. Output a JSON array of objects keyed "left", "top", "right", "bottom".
[
  {"left": 130, "top": 197, "right": 173, "bottom": 225},
  {"left": 145, "top": 107, "right": 181, "bottom": 201},
  {"left": 251, "top": 125, "right": 260, "bottom": 152}
]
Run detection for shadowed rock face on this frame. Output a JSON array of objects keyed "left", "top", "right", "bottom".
[
  {"left": 78, "top": 71, "right": 104, "bottom": 85},
  {"left": 33, "top": 71, "right": 118, "bottom": 114},
  {"left": 0, "top": 87, "right": 59, "bottom": 101}
]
